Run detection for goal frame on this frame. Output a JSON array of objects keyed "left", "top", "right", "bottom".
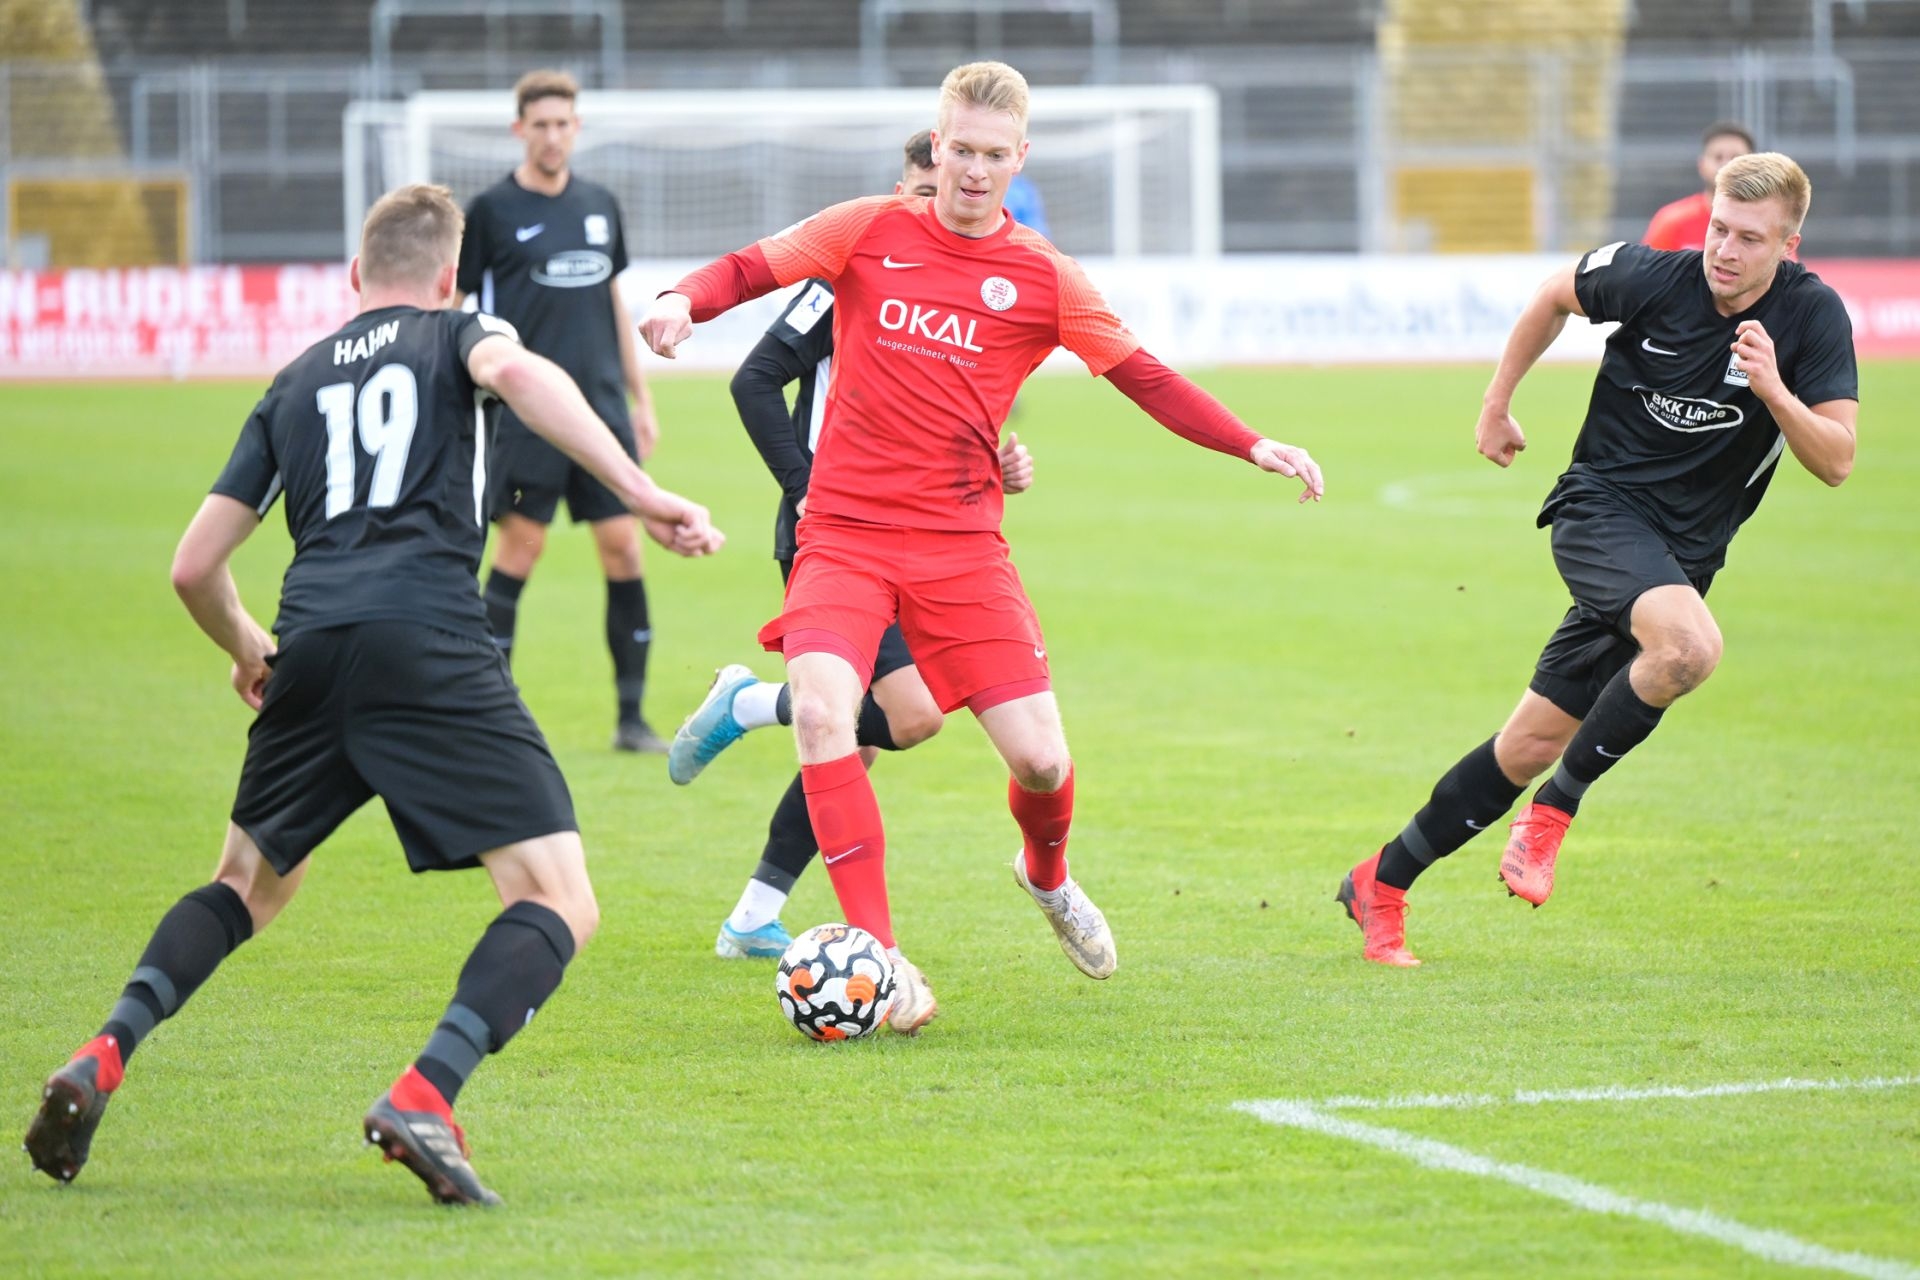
[{"left": 343, "top": 85, "right": 1221, "bottom": 259}]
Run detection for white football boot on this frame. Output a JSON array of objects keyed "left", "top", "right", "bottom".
[
  {"left": 1012, "top": 851, "right": 1117, "bottom": 979},
  {"left": 886, "top": 955, "right": 939, "bottom": 1035}
]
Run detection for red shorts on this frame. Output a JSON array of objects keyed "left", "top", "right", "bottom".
[{"left": 758, "top": 514, "right": 1051, "bottom": 714}]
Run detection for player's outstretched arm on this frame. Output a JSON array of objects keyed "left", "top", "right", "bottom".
[
  {"left": 1479, "top": 263, "right": 1584, "bottom": 467},
  {"left": 467, "top": 336, "right": 724, "bottom": 557},
  {"left": 1103, "top": 349, "right": 1323, "bottom": 502},
  {"left": 642, "top": 198, "right": 900, "bottom": 357},
  {"left": 172, "top": 495, "right": 276, "bottom": 709}
]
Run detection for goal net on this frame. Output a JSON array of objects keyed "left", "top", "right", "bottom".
[{"left": 344, "top": 86, "right": 1220, "bottom": 261}]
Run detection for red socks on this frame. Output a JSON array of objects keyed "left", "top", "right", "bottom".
[
  {"left": 803, "top": 753, "right": 893, "bottom": 949},
  {"left": 390, "top": 1063, "right": 453, "bottom": 1119},
  {"left": 74, "top": 1035, "right": 125, "bottom": 1093},
  {"left": 1010, "top": 767, "right": 1074, "bottom": 891}
]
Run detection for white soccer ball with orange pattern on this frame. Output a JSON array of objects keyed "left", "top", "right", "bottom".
[{"left": 775, "top": 924, "right": 895, "bottom": 1040}]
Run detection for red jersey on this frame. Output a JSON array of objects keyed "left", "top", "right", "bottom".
[
  {"left": 751, "top": 195, "right": 1141, "bottom": 532},
  {"left": 1644, "top": 191, "right": 1712, "bottom": 251}
]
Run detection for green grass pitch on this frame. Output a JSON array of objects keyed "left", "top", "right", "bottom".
[{"left": 2, "top": 363, "right": 1915, "bottom": 1278}]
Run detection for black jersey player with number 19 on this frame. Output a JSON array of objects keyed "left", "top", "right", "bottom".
[
  {"left": 1339, "top": 152, "right": 1859, "bottom": 967},
  {"left": 22, "top": 184, "right": 722, "bottom": 1206}
]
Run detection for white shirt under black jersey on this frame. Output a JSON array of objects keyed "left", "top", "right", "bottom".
[
  {"left": 456, "top": 172, "right": 630, "bottom": 433},
  {"left": 1553, "top": 243, "right": 1858, "bottom": 570},
  {"left": 212, "top": 307, "right": 519, "bottom": 641}
]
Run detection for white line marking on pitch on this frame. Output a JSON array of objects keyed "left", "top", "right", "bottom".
[
  {"left": 1315, "top": 1073, "right": 1920, "bottom": 1112},
  {"left": 1234, "top": 1075, "right": 1920, "bottom": 1280}
]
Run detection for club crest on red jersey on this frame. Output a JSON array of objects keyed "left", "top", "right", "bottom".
[{"left": 980, "top": 276, "right": 1018, "bottom": 311}]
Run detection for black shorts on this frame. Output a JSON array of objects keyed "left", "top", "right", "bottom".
[
  {"left": 778, "top": 557, "right": 916, "bottom": 682},
  {"left": 1530, "top": 498, "right": 1715, "bottom": 718},
  {"left": 489, "top": 402, "right": 637, "bottom": 526},
  {"left": 231, "top": 621, "right": 577, "bottom": 875}
]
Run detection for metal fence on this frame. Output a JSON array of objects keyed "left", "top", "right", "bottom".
[{"left": 4, "top": 40, "right": 1920, "bottom": 264}]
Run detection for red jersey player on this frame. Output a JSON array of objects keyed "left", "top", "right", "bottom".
[
  {"left": 641, "top": 61, "right": 1323, "bottom": 1033},
  {"left": 1644, "top": 122, "right": 1754, "bottom": 251}
]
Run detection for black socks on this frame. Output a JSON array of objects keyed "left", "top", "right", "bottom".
[
  {"left": 757, "top": 774, "right": 819, "bottom": 887},
  {"left": 483, "top": 569, "right": 526, "bottom": 667},
  {"left": 416, "top": 900, "right": 576, "bottom": 1105},
  {"left": 855, "top": 692, "right": 898, "bottom": 752},
  {"left": 102, "top": 882, "right": 254, "bottom": 1062},
  {"left": 1376, "top": 737, "right": 1527, "bottom": 890},
  {"left": 606, "top": 578, "right": 651, "bottom": 725},
  {"left": 1535, "top": 666, "right": 1666, "bottom": 816}
]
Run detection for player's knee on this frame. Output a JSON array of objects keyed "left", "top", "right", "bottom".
[
  {"left": 214, "top": 869, "right": 291, "bottom": 933},
  {"left": 564, "top": 889, "right": 601, "bottom": 949},
  {"left": 792, "top": 687, "right": 857, "bottom": 755},
  {"left": 598, "top": 546, "right": 642, "bottom": 580},
  {"left": 494, "top": 540, "right": 541, "bottom": 577},
  {"left": 1011, "top": 749, "right": 1072, "bottom": 794},
  {"left": 888, "top": 704, "right": 944, "bottom": 750},
  {"left": 1647, "top": 627, "right": 1722, "bottom": 696}
]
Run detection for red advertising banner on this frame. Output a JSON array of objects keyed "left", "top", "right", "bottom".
[
  {"left": 0, "top": 265, "right": 357, "bottom": 379},
  {"left": 1798, "top": 259, "right": 1920, "bottom": 359},
  {"left": 1, "top": 259, "right": 1916, "bottom": 379}
]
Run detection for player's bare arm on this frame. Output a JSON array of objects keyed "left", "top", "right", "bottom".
[
  {"left": 465, "top": 335, "right": 723, "bottom": 555},
  {"left": 171, "top": 495, "right": 276, "bottom": 709},
  {"left": 1478, "top": 263, "right": 1586, "bottom": 468},
  {"left": 609, "top": 285, "right": 660, "bottom": 459},
  {"left": 1730, "top": 319, "right": 1857, "bottom": 485}
]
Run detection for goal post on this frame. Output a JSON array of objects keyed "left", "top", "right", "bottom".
[{"left": 344, "top": 86, "right": 1221, "bottom": 261}]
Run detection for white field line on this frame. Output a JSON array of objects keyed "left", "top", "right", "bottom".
[
  {"left": 1311, "top": 1073, "right": 1920, "bottom": 1113},
  {"left": 1235, "top": 1099, "right": 1920, "bottom": 1280}
]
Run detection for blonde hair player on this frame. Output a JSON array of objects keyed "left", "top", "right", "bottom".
[
  {"left": 642, "top": 61, "right": 1323, "bottom": 1032},
  {"left": 1339, "top": 152, "right": 1858, "bottom": 967}
]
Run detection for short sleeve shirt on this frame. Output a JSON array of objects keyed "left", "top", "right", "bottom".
[{"left": 1552, "top": 241, "right": 1857, "bottom": 569}]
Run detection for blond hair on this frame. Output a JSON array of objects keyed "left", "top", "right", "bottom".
[
  {"left": 515, "top": 68, "right": 578, "bottom": 118},
  {"left": 938, "top": 61, "right": 1030, "bottom": 137},
  {"left": 1715, "top": 152, "right": 1812, "bottom": 235},
  {"left": 358, "top": 183, "right": 463, "bottom": 288}
]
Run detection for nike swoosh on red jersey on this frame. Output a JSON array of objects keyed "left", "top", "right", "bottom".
[{"left": 881, "top": 255, "right": 923, "bottom": 269}]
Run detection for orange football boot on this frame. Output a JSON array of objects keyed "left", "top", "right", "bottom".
[
  {"left": 1499, "top": 802, "right": 1572, "bottom": 907},
  {"left": 1336, "top": 851, "right": 1421, "bottom": 967}
]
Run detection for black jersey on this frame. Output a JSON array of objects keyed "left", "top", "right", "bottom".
[
  {"left": 1548, "top": 242, "right": 1857, "bottom": 570},
  {"left": 768, "top": 280, "right": 836, "bottom": 559},
  {"left": 456, "top": 172, "right": 630, "bottom": 429},
  {"left": 730, "top": 278, "right": 836, "bottom": 560},
  {"left": 211, "top": 306, "right": 520, "bottom": 641}
]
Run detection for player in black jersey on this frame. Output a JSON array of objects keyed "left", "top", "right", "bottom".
[
  {"left": 455, "top": 69, "right": 668, "bottom": 753},
  {"left": 659, "top": 134, "right": 1030, "bottom": 961},
  {"left": 22, "top": 184, "right": 723, "bottom": 1206},
  {"left": 1339, "top": 153, "right": 1859, "bottom": 967}
]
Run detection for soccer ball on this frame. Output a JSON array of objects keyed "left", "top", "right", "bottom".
[{"left": 776, "top": 924, "right": 895, "bottom": 1041}]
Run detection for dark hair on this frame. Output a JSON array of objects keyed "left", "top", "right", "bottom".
[
  {"left": 903, "top": 129, "right": 934, "bottom": 172},
  {"left": 1702, "top": 120, "right": 1756, "bottom": 153},
  {"left": 515, "top": 68, "right": 578, "bottom": 118}
]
